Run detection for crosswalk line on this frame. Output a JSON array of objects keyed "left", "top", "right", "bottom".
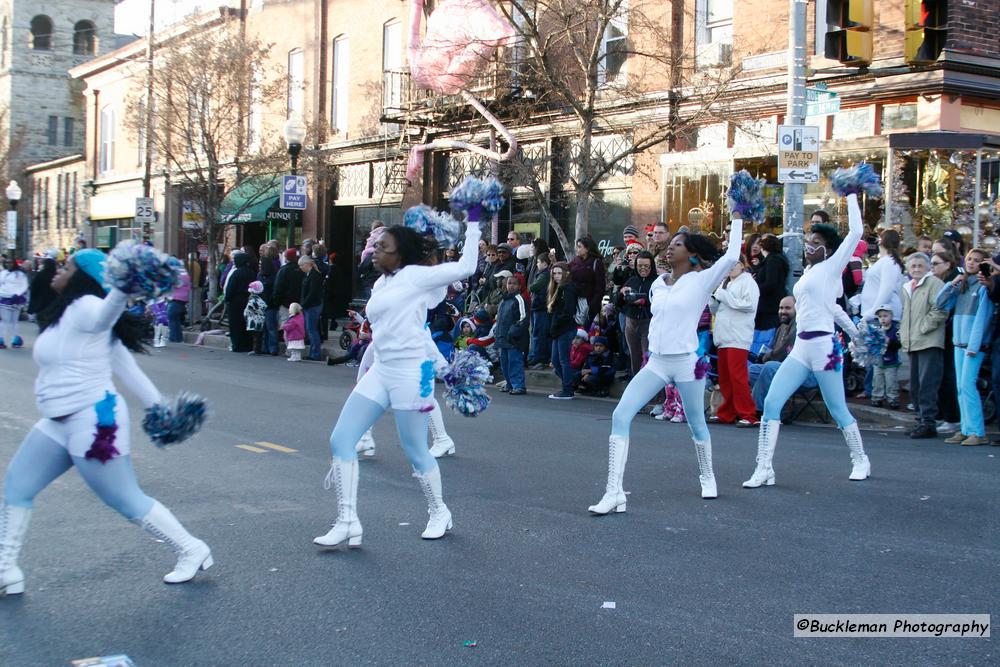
[
  {"left": 255, "top": 441, "right": 298, "bottom": 453},
  {"left": 235, "top": 444, "right": 269, "bottom": 454}
]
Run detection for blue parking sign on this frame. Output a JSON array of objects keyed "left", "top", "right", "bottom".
[{"left": 281, "top": 175, "right": 307, "bottom": 210}]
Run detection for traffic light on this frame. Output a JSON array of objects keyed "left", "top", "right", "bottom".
[
  {"left": 825, "top": 0, "right": 873, "bottom": 67},
  {"left": 905, "top": 0, "right": 947, "bottom": 65}
]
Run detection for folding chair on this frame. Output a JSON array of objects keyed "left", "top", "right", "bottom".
[{"left": 782, "top": 387, "right": 829, "bottom": 424}]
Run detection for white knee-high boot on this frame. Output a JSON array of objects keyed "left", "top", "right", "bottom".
[
  {"left": 588, "top": 435, "right": 629, "bottom": 514},
  {"left": 132, "top": 501, "right": 213, "bottom": 584},
  {"left": 413, "top": 465, "right": 452, "bottom": 539},
  {"left": 315, "top": 458, "right": 362, "bottom": 547},
  {"left": 743, "top": 420, "right": 780, "bottom": 488},
  {"left": 694, "top": 438, "right": 717, "bottom": 499},
  {"left": 355, "top": 429, "right": 376, "bottom": 457},
  {"left": 427, "top": 402, "right": 455, "bottom": 458},
  {"left": 842, "top": 422, "right": 870, "bottom": 480},
  {"left": 0, "top": 504, "right": 31, "bottom": 595}
]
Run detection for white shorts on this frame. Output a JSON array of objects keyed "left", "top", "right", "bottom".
[
  {"left": 353, "top": 360, "right": 434, "bottom": 412},
  {"left": 33, "top": 396, "right": 132, "bottom": 459},
  {"left": 644, "top": 351, "right": 699, "bottom": 385},
  {"left": 788, "top": 334, "right": 840, "bottom": 372}
]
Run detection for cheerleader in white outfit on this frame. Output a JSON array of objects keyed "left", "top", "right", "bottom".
[
  {"left": 588, "top": 214, "right": 743, "bottom": 513},
  {"left": 0, "top": 248, "right": 211, "bottom": 596},
  {"left": 354, "top": 322, "right": 457, "bottom": 459},
  {"left": 314, "top": 209, "right": 481, "bottom": 548},
  {"left": 0, "top": 257, "right": 29, "bottom": 349},
  {"left": 744, "top": 187, "right": 870, "bottom": 488}
]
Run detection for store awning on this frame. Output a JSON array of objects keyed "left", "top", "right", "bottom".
[{"left": 218, "top": 177, "right": 283, "bottom": 224}]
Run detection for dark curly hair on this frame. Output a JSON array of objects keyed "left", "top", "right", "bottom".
[
  {"left": 37, "top": 269, "right": 150, "bottom": 353},
  {"left": 385, "top": 225, "right": 439, "bottom": 269},
  {"left": 673, "top": 232, "right": 722, "bottom": 265},
  {"left": 810, "top": 223, "right": 842, "bottom": 253}
]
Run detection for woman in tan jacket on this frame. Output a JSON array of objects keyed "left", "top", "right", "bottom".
[{"left": 899, "top": 253, "right": 949, "bottom": 439}]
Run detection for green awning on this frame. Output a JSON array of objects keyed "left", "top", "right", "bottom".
[{"left": 218, "top": 177, "right": 282, "bottom": 224}]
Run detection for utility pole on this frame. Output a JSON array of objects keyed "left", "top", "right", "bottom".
[
  {"left": 783, "top": 0, "right": 808, "bottom": 290},
  {"left": 141, "top": 0, "right": 156, "bottom": 241}
]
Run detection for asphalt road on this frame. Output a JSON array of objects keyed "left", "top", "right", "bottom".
[{"left": 0, "top": 333, "right": 997, "bottom": 666}]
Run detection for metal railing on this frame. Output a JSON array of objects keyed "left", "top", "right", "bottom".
[{"left": 381, "top": 58, "right": 512, "bottom": 119}]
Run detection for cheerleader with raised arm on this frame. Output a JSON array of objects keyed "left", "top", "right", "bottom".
[
  {"left": 314, "top": 177, "right": 498, "bottom": 548},
  {"left": 1, "top": 244, "right": 209, "bottom": 596},
  {"left": 588, "top": 172, "right": 756, "bottom": 514},
  {"left": 743, "top": 164, "right": 877, "bottom": 488}
]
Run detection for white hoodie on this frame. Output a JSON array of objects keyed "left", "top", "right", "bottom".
[{"left": 710, "top": 270, "right": 759, "bottom": 350}]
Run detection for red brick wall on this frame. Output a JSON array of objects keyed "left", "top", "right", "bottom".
[{"left": 946, "top": 0, "right": 1000, "bottom": 57}]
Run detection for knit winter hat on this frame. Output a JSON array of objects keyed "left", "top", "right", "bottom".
[
  {"left": 248, "top": 280, "right": 263, "bottom": 294},
  {"left": 592, "top": 336, "right": 608, "bottom": 346},
  {"left": 74, "top": 249, "right": 109, "bottom": 292},
  {"left": 284, "top": 248, "right": 298, "bottom": 262},
  {"left": 575, "top": 328, "right": 588, "bottom": 340},
  {"left": 623, "top": 224, "right": 639, "bottom": 239}
]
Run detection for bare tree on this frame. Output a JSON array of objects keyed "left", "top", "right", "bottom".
[
  {"left": 127, "top": 16, "right": 288, "bottom": 299},
  {"left": 485, "top": 0, "right": 748, "bottom": 254}
]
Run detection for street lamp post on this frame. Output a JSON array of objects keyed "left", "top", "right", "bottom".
[
  {"left": 283, "top": 117, "right": 307, "bottom": 248},
  {"left": 5, "top": 180, "right": 21, "bottom": 258}
]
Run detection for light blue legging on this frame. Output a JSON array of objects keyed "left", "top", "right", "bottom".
[
  {"left": 3, "top": 427, "right": 154, "bottom": 520},
  {"left": 329, "top": 392, "right": 436, "bottom": 473},
  {"left": 954, "top": 348, "right": 986, "bottom": 437},
  {"left": 761, "top": 357, "right": 855, "bottom": 428},
  {"left": 611, "top": 364, "right": 709, "bottom": 441}
]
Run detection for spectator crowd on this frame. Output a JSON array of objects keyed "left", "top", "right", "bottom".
[{"left": 3, "top": 215, "right": 998, "bottom": 447}]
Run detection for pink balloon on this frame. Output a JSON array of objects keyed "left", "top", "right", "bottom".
[{"left": 409, "top": 0, "right": 516, "bottom": 95}]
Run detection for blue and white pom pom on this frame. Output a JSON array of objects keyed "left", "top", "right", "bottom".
[
  {"left": 727, "top": 170, "right": 766, "bottom": 222},
  {"left": 404, "top": 204, "right": 463, "bottom": 248},
  {"left": 830, "top": 162, "right": 883, "bottom": 198},
  {"left": 449, "top": 176, "right": 506, "bottom": 215},
  {"left": 142, "top": 392, "right": 208, "bottom": 447},
  {"left": 442, "top": 350, "right": 492, "bottom": 417},
  {"left": 106, "top": 240, "right": 182, "bottom": 298}
]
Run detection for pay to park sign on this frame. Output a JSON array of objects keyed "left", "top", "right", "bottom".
[{"left": 777, "top": 125, "right": 820, "bottom": 184}]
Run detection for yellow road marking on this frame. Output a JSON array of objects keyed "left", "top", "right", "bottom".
[
  {"left": 235, "top": 444, "right": 269, "bottom": 454},
  {"left": 255, "top": 441, "right": 298, "bottom": 453}
]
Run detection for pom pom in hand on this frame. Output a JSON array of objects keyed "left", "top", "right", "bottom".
[
  {"left": 106, "top": 241, "right": 182, "bottom": 298},
  {"left": 143, "top": 392, "right": 208, "bottom": 447},
  {"left": 727, "top": 170, "right": 766, "bottom": 222},
  {"left": 404, "top": 205, "right": 463, "bottom": 248},
  {"left": 441, "top": 350, "right": 492, "bottom": 417},
  {"left": 830, "top": 162, "right": 883, "bottom": 198},
  {"left": 449, "top": 176, "right": 505, "bottom": 215}
]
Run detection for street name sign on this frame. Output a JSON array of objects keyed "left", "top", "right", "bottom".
[
  {"left": 281, "top": 175, "right": 307, "bottom": 210},
  {"left": 778, "top": 125, "right": 820, "bottom": 184}
]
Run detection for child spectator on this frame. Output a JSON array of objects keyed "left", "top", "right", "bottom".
[
  {"left": 579, "top": 336, "right": 615, "bottom": 396},
  {"left": 282, "top": 302, "right": 306, "bottom": 362},
  {"left": 454, "top": 318, "right": 475, "bottom": 350},
  {"left": 495, "top": 274, "right": 528, "bottom": 395},
  {"left": 569, "top": 329, "right": 593, "bottom": 373},
  {"left": 870, "top": 305, "right": 902, "bottom": 408},
  {"left": 245, "top": 281, "right": 267, "bottom": 355}
]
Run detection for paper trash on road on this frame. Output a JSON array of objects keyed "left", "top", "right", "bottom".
[
  {"left": 69, "top": 656, "right": 137, "bottom": 667},
  {"left": 602, "top": 601, "right": 616, "bottom": 609}
]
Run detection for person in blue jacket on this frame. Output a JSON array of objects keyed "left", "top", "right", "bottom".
[{"left": 935, "top": 248, "right": 995, "bottom": 446}]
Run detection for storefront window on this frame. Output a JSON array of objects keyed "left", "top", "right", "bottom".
[
  {"left": 889, "top": 148, "right": 1000, "bottom": 252},
  {"left": 662, "top": 161, "right": 733, "bottom": 235}
]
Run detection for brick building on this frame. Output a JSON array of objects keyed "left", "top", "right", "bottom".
[{"left": 33, "top": 1, "right": 1000, "bottom": 286}]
